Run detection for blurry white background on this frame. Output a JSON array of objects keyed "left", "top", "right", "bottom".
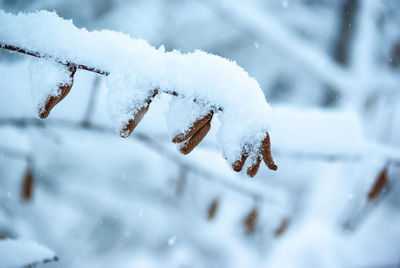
[{"left": 0, "top": 0, "right": 400, "bottom": 267}]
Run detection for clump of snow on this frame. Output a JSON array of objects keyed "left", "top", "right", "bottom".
[
  {"left": 160, "top": 50, "right": 273, "bottom": 164},
  {"left": 29, "top": 57, "right": 72, "bottom": 116},
  {"left": 165, "top": 97, "right": 212, "bottom": 140},
  {"left": 0, "top": 239, "right": 56, "bottom": 268},
  {"left": 0, "top": 10, "right": 273, "bottom": 165},
  {"left": 106, "top": 71, "right": 157, "bottom": 134}
]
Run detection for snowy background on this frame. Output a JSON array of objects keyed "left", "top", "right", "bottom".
[{"left": 1, "top": 0, "right": 400, "bottom": 267}]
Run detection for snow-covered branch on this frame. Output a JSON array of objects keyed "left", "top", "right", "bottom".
[
  {"left": 0, "top": 43, "right": 109, "bottom": 75},
  {"left": 0, "top": 117, "right": 283, "bottom": 204},
  {"left": 0, "top": 10, "right": 278, "bottom": 177},
  {"left": 0, "top": 239, "right": 58, "bottom": 268}
]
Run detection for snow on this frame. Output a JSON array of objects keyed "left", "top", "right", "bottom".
[
  {"left": 29, "top": 57, "right": 72, "bottom": 116},
  {"left": 0, "top": 239, "right": 55, "bottom": 268},
  {"left": 0, "top": 10, "right": 273, "bottom": 165},
  {"left": 106, "top": 71, "right": 157, "bottom": 136},
  {"left": 165, "top": 98, "right": 211, "bottom": 141}
]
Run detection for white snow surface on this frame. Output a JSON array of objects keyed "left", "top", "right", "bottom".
[
  {"left": 0, "top": 10, "right": 273, "bottom": 164},
  {"left": 29, "top": 57, "right": 72, "bottom": 116},
  {"left": 0, "top": 239, "right": 55, "bottom": 268},
  {"left": 165, "top": 98, "right": 211, "bottom": 139}
]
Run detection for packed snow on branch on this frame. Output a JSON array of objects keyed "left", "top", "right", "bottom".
[
  {"left": 29, "top": 57, "right": 73, "bottom": 116},
  {"left": 166, "top": 97, "right": 212, "bottom": 143},
  {"left": 0, "top": 10, "right": 273, "bottom": 165},
  {"left": 0, "top": 239, "right": 56, "bottom": 268}
]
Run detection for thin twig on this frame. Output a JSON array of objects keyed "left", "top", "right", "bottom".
[
  {"left": 22, "top": 256, "right": 59, "bottom": 268},
  {"left": 199, "top": 0, "right": 399, "bottom": 96},
  {"left": 0, "top": 43, "right": 223, "bottom": 112},
  {"left": 0, "top": 44, "right": 109, "bottom": 75}
]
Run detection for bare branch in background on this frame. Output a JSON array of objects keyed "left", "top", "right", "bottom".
[
  {"left": 200, "top": 0, "right": 353, "bottom": 94},
  {"left": 333, "top": 0, "right": 359, "bottom": 65},
  {"left": 200, "top": 0, "right": 399, "bottom": 98},
  {"left": 341, "top": 164, "right": 395, "bottom": 232},
  {"left": 0, "top": 117, "right": 281, "bottom": 204}
]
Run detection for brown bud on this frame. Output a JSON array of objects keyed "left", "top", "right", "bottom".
[
  {"left": 261, "top": 133, "right": 277, "bottom": 171},
  {"left": 172, "top": 111, "right": 213, "bottom": 143},
  {"left": 247, "top": 156, "right": 261, "bottom": 178},
  {"left": 232, "top": 153, "right": 248, "bottom": 172},
  {"left": 367, "top": 167, "right": 388, "bottom": 201},
  {"left": 180, "top": 120, "right": 211, "bottom": 155},
  {"left": 120, "top": 89, "right": 158, "bottom": 138},
  {"left": 120, "top": 104, "right": 150, "bottom": 138},
  {"left": 21, "top": 168, "right": 34, "bottom": 201},
  {"left": 207, "top": 198, "right": 219, "bottom": 220},
  {"left": 39, "top": 66, "right": 76, "bottom": 119},
  {"left": 244, "top": 207, "right": 258, "bottom": 234}
]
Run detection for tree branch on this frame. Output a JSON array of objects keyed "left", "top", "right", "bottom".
[
  {"left": 0, "top": 43, "right": 224, "bottom": 112},
  {"left": 22, "top": 256, "right": 58, "bottom": 268},
  {"left": 0, "top": 44, "right": 109, "bottom": 75}
]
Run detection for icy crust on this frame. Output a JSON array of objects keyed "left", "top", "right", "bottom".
[
  {"left": 29, "top": 57, "right": 72, "bottom": 115},
  {"left": 1, "top": 10, "right": 273, "bottom": 164}
]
